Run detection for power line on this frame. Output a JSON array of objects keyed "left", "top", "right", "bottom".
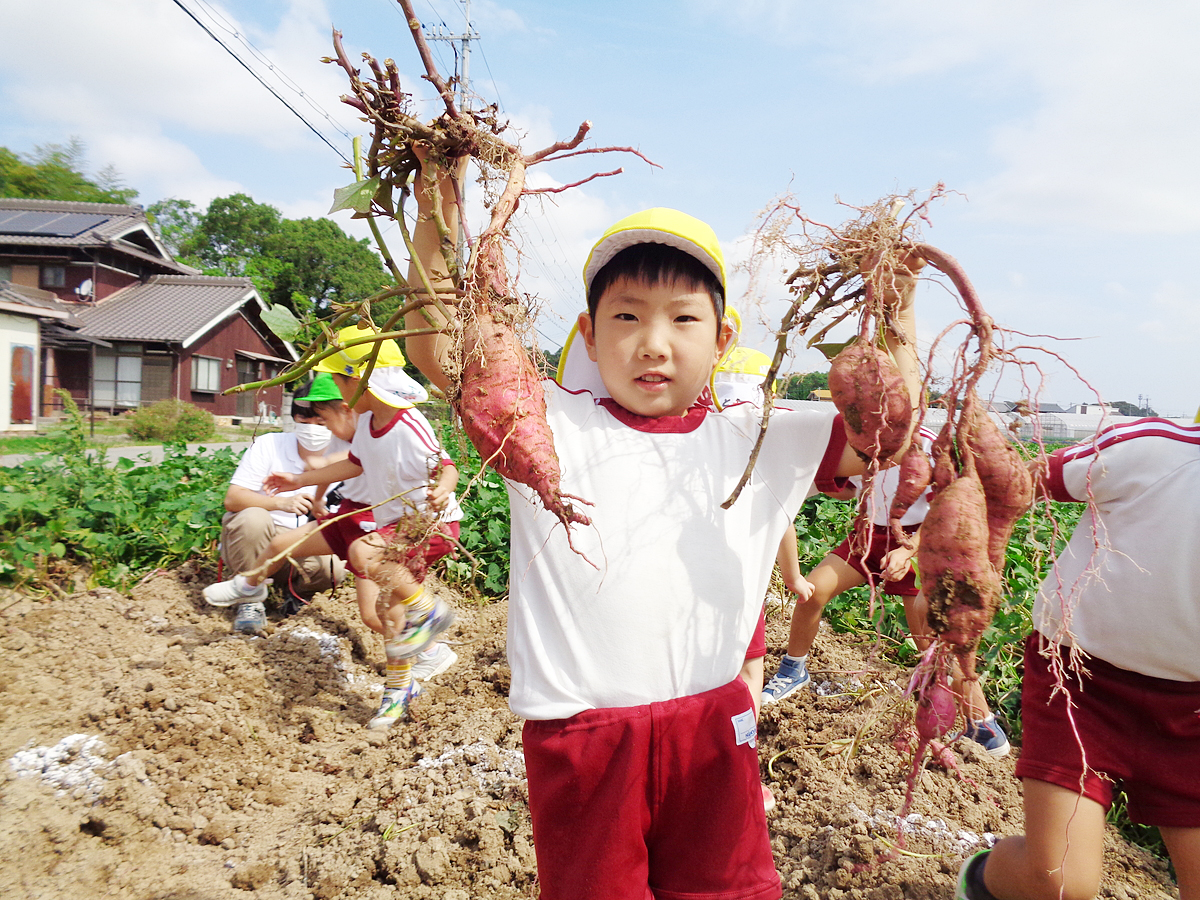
[
  {"left": 167, "top": 0, "right": 352, "bottom": 166},
  {"left": 190, "top": 0, "right": 356, "bottom": 144}
]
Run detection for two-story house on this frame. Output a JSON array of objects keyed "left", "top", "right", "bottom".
[{"left": 0, "top": 198, "right": 297, "bottom": 429}]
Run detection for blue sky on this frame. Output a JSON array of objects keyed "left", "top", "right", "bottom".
[{"left": 3, "top": 0, "right": 1197, "bottom": 416}]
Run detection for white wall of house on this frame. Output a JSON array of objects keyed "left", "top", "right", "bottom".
[{"left": 0, "top": 311, "right": 40, "bottom": 431}]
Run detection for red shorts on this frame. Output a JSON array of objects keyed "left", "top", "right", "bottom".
[
  {"left": 522, "top": 680, "right": 781, "bottom": 900},
  {"left": 316, "top": 501, "right": 376, "bottom": 564},
  {"left": 342, "top": 517, "right": 460, "bottom": 579},
  {"left": 1016, "top": 633, "right": 1200, "bottom": 827},
  {"left": 831, "top": 523, "right": 919, "bottom": 596}
]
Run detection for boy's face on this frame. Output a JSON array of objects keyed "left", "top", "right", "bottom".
[
  {"left": 577, "top": 274, "right": 732, "bottom": 418},
  {"left": 315, "top": 402, "right": 357, "bottom": 441},
  {"left": 332, "top": 373, "right": 370, "bottom": 412}
]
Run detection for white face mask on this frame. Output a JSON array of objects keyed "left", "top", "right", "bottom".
[{"left": 293, "top": 422, "right": 331, "bottom": 452}]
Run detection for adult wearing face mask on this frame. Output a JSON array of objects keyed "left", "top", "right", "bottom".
[{"left": 213, "top": 383, "right": 347, "bottom": 633}]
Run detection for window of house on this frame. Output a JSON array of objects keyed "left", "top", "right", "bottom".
[
  {"left": 0, "top": 265, "right": 12, "bottom": 282},
  {"left": 94, "top": 343, "right": 143, "bottom": 408},
  {"left": 192, "top": 356, "right": 222, "bottom": 393},
  {"left": 41, "top": 265, "right": 66, "bottom": 288}
]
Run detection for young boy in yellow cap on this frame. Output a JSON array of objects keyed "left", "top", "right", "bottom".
[
  {"left": 404, "top": 159, "right": 923, "bottom": 899},
  {"left": 263, "top": 332, "right": 462, "bottom": 728}
]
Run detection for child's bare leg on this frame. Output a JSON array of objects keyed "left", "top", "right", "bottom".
[
  {"left": 353, "top": 576, "right": 383, "bottom": 635},
  {"left": 350, "top": 535, "right": 425, "bottom": 728},
  {"left": 763, "top": 555, "right": 865, "bottom": 703},
  {"left": 348, "top": 535, "right": 421, "bottom": 634},
  {"left": 982, "top": 778, "right": 1105, "bottom": 900},
  {"left": 1160, "top": 826, "right": 1200, "bottom": 900},
  {"left": 786, "top": 555, "right": 865, "bottom": 657},
  {"left": 739, "top": 657, "right": 764, "bottom": 717}
]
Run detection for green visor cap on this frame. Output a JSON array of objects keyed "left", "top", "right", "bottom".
[{"left": 294, "top": 372, "right": 343, "bottom": 403}]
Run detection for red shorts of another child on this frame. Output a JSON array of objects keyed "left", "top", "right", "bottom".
[
  {"left": 342, "top": 517, "right": 460, "bottom": 579},
  {"left": 830, "top": 523, "right": 919, "bottom": 596},
  {"left": 522, "top": 679, "right": 781, "bottom": 900},
  {"left": 1016, "top": 632, "right": 1200, "bottom": 827},
  {"left": 317, "top": 501, "right": 376, "bottom": 564}
]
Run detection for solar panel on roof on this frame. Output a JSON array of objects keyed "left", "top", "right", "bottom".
[{"left": 0, "top": 210, "right": 109, "bottom": 237}]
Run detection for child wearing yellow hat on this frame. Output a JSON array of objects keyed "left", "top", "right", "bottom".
[
  {"left": 264, "top": 329, "right": 462, "bottom": 729},
  {"left": 404, "top": 161, "right": 925, "bottom": 899}
]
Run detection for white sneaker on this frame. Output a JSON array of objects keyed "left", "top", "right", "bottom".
[
  {"left": 204, "top": 575, "right": 267, "bottom": 607},
  {"left": 410, "top": 642, "right": 458, "bottom": 682},
  {"left": 233, "top": 602, "right": 268, "bottom": 635}
]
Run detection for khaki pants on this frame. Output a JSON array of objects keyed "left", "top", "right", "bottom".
[{"left": 220, "top": 508, "right": 345, "bottom": 595}]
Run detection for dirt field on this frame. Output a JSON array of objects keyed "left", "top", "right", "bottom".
[{"left": 0, "top": 566, "right": 1178, "bottom": 899}]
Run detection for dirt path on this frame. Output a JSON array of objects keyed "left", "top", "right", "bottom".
[{"left": 0, "top": 567, "right": 1177, "bottom": 899}]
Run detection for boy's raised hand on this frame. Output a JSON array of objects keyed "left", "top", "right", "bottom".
[{"left": 264, "top": 471, "right": 301, "bottom": 495}]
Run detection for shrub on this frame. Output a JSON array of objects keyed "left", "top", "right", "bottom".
[
  {"left": 0, "top": 393, "right": 237, "bottom": 588},
  {"left": 125, "top": 400, "right": 215, "bottom": 442}
]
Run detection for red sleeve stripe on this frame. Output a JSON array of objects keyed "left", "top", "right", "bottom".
[
  {"left": 1059, "top": 417, "right": 1200, "bottom": 464},
  {"left": 396, "top": 408, "right": 447, "bottom": 458},
  {"left": 1049, "top": 418, "right": 1200, "bottom": 500},
  {"left": 813, "top": 413, "right": 848, "bottom": 493}
]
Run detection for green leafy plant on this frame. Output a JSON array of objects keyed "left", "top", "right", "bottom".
[
  {"left": 125, "top": 399, "right": 216, "bottom": 443},
  {"left": 434, "top": 417, "right": 511, "bottom": 597},
  {"left": 0, "top": 393, "right": 235, "bottom": 589}
]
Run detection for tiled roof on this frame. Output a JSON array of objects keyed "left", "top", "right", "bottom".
[
  {"left": 0, "top": 198, "right": 193, "bottom": 274},
  {"left": 0, "top": 280, "right": 75, "bottom": 321},
  {"left": 73, "top": 275, "right": 260, "bottom": 345}
]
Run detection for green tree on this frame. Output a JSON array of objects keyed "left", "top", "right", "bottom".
[
  {"left": 147, "top": 193, "right": 391, "bottom": 322},
  {"left": 0, "top": 139, "right": 137, "bottom": 204},
  {"left": 1111, "top": 399, "right": 1156, "bottom": 417},
  {"left": 181, "top": 193, "right": 282, "bottom": 273},
  {"left": 782, "top": 370, "right": 829, "bottom": 401},
  {"left": 145, "top": 198, "right": 201, "bottom": 257},
  {"left": 263, "top": 217, "right": 390, "bottom": 316}
]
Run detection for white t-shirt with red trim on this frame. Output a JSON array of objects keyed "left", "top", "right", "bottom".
[
  {"left": 230, "top": 432, "right": 322, "bottom": 530},
  {"left": 848, "top": 427, "right": 936, "bottom": 528},
  {"left": 505, "top": 382, "right": 844, "bottom": 720},
  {"left": 1034, "top": 418, "right": 1200, "bottom": 682},
  {"left": 325, "top": 436, "right": 372, "bottom": 506},
  {"left": 346, "top": 406, "right": 463, "bottom": 528}
]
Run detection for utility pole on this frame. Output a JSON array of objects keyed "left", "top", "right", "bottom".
[
  {"left": 426, "top": 0, "right": 478, "bottom": 114},
  {"left": 426, "top": 0, "right": 479, "bottom": 264}
]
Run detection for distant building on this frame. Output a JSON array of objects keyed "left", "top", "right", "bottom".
[{"left": 1, "top": 198, "right": 297, "bottom": 425}]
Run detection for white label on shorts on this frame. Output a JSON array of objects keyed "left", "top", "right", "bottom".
[{"left": 732, "top": 709, "right": 757, "bottom": 748}]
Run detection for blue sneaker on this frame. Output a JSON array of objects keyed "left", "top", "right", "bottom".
[
  {"left": 964, "top": 714, "right": 1011, "bottom": 758},
  {"left": 390, "top": 598, "right": 456, "bottom": 659},
  {"left": 761, "top": 656, "right": 810, "bottom": 705},
  {"left": 233, "top": 601, "right": 267, "bottom": 635}
]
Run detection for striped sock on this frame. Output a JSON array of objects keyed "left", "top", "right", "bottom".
[
  {"left": 385, "top": 655, "right": 413, "bottom": 693},
  {"left": 405, "top": 587, "right": 434, "bottom": 617}
]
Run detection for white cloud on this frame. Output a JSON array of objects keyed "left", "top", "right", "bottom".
[{"left": 695, "top": 0, "right": 1200, "bottom": 234}]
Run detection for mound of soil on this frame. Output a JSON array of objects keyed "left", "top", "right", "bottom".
[{"left": 0, "top": 567, "right": 1177, "bottom": 899}]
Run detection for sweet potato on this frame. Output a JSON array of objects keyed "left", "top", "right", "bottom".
[
  {"left": 915, "top": 673, "right": 957, "bottom": 744},
  {"left": 456, "top": 237, "right": 591, "bottom": 531},
  {"left": 917, "top": 469, "right": 1001, "bottom": 680},
  {"left": 888, "top": 439, "right": 933, "bottom": 545},
  {"left": 828, "top": 340, "right": 913, "bottom": 463},
  {"left": 964, "top": 396, "right": 1033, "bottom": 573}
]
